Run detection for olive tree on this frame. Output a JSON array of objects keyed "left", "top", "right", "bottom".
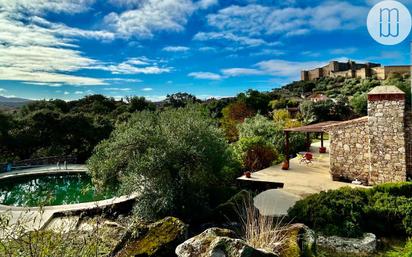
[{"left": 87, "top": 105, "right": 238, "bottom": 222}]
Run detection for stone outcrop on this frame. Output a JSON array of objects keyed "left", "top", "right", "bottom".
[
  {"left": 175, "top": 227, "right": 278, "bottom": 257},
  {"left": 317, "top": 233, "right": 376, "bottom": 255},
  {"left": 281, "top": 224, "right": 316, "bottom": 257},
  {"left": 112, "top": 216, "right": 188, "bottom": 257}
]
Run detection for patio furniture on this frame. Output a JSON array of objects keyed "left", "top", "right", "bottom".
[{"left": 298, "top": 152, "right": 314, "bottom": 166}]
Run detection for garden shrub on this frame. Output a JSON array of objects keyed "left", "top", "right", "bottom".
[
  {"left": 288, "top": 187, "right": 368, "bottom": 238},
  {"left": 385, "top": 239, "right": 412, "bottom": 257},
  {"left": 232, "top": 137, "right": 278, "bottom": 171},
  {"left": 288, "top": 183, "right": 412, "bottom": 238},
  {"left": 237, "top": 114, "right": 306, "bottom": 157},
  {"left": 87, "top": 105, "right": 239, "bottom": 222}
]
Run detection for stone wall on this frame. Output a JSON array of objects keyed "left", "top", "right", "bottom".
[
  {"left": 327, "top": 86, "right": 409, "bottom": 185},
  {"left": 327, "top": 117, "right": 370, "bottom": 183},
  {"left": 404, "top": 111, "right": 412, "bottom": 178},
  {"left": 367, "top": 87, "right": 407, "bottom": 184}
]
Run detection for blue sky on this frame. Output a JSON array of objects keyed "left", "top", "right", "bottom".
[{"left": 0, "top": 0, "right": 411, "bottom": 101}]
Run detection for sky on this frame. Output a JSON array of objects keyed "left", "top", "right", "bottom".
[{"left": 0, "top": 0, "right": 411, "bottom": 101}]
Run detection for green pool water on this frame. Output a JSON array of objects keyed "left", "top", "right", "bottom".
[{"left": 0, "top": 173, "right": 115, "bottom": 207}]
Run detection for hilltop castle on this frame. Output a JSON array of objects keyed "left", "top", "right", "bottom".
[{"left": 301, "top": 60, "right": 410, "bottom": 81}]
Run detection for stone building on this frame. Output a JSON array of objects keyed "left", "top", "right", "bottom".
[
  {"left": 301, "top": 61, "right": 410, "bottom": 81},
  {"left": 325, "top": 86, "right": 411, "bottom": 185}
]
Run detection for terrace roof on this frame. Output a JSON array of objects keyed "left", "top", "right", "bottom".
[{"left": 284, "top": 121, "right": 342, "bottom": 133}]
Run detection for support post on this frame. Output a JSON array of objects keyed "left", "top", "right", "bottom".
[
  {"left": 306, "top": 132, "right": 310, "bottom": 151},
  {"left": 283, "top": 131, "right": 290, "bottom": 170},
  {"left": 321, "top": 132, "right": 324, "bottom": 148},
  {"left": 285, "top": 131, "right": 289, "bottom": 162}
]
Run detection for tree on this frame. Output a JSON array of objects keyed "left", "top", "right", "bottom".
[
  {"left": 350, "top": 93, "right": 368, "bottom": 116},
  {"left": 87, "top": 105, "right": 238, "bottom": 222},
  {"left": 164, "top": 93, "right": 200, "bottom": 108},
  {"left": 127, "top": 96, "right": 156, "bottom": 112},
  {"left": 221, "top": 101, "right": 255, "bottom": 142}
]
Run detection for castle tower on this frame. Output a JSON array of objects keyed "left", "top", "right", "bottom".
[{"left": 367, "top": 86, "right": 407, "bottom": 184}]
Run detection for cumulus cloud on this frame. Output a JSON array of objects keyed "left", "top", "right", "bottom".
[
  {"left": 188, "top": 72, "right": 222, "bottom": 80},
  {"left": 142, "top": 87, "right": 153, "bottom": 91},
  {"left": 162, "top": 46, "right": 190, "bottom": 52},
  {"left": 104, "top": 0, "right": 219, "bottom": 39},
  {"left": 0, "top": 1, "right": 115, "bottom": 86},
  {"left": 104, "top": 0, "right": 196, "bottom": 38}
]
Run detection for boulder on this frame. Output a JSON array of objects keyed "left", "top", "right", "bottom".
[
  {"left": 317, "top": 232, "right": 376, "bottom": 255},
  {"left": 281, "top": 224, "right": 316, "bottom": 257},
  {"left": 114, "top": 216, "right": 188, "bottom": 257},
  {"left": 175, "top": 227, "right": 278, "bottom": 257}
]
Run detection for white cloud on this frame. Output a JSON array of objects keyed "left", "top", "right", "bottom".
[
  {"left": 104, "top": 78, "right": 143, "bottom": 83},
  {"left": 142, "top": 87, "right": 153, "bottom": 91},
  {"left": 255, "top": 59, "right": 327, "bottom": 77},
  {"left": 22, "top": 82, "right": 63, "bottom": 87},
  {"left": 98, "top": 58, "right": 171, "bottom": 75},
  {"left": 0, "top": 88, "right": 6, "bottom": 92},
  {"left": 162, "top": 46, "right": 190, "bottom": 52},
  {"left": 205, "top": 2, "right": 368, "bottom": 38},
  {"left": 103, "top": 87, "right": 132, "bottom": 91},
  {"left": 104, "top": 0, "right": 196, "bottom": 39},
  {"left": 0, "top": 0, "right": 95, "bottom": 15},
  {"left": 330, "top": 47, "right": 358, "bottom": 55},
  {"left": 188, "top": 71, "right": 222, "bottom": 80},
  {"left": 104, "top": 0, "right": 219, "bottom": 39},
  {"left": 193, "top": 31, "right": 269, "bottom": 47},
  {"left": 221, "top": 68, "right": 263, "bottom": 77},
  {"left": 196, "top": 0, "right": 218, "bottom": 9},
  {"left": 74, "top": 91, "right": 84, "bottom": 94},
  {"left": 64, "top": 91, "right": 70, "bottom": 95},
  {"left": 0, "top": 6, "right": 112, "bottom": 86}
]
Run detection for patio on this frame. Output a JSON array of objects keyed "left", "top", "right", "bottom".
[{"left": 238, "top": 140, "right": 367, "bottom": 198}]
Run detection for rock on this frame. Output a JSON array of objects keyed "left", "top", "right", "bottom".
[
  {"left": 317, "top": 232, "right": 376, "bottom": 255},
  {"left": 281, "top": 224, "right": 316, "bottom": 257},
  {"left": 114, "top": 216, "right": 188, "bottom": 257},
  {"left": 175, "top": 227, "right": 278, "bottom": 257},
  {"left": 212, "top": 190, "right": 251, "bottom": 223}
]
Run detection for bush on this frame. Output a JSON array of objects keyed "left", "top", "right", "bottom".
[
  {"left": 238, "top": 114, "right": 306, "bottom": 157},
  {"left": 288, "top": 183, "right": 412, "bottom": 238},
  {"left": 288, "top": 187, "right": 368, "bottom": 238},
  {"left": 233, "top": 137, "right": 278, "bottom": 171},
  {"left": 87, "top": 105, "right": 239, "bottom": 222}
]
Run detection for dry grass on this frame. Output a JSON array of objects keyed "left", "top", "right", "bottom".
[{"left": 236, "top": 192, "right": 290, "bottom": 255}]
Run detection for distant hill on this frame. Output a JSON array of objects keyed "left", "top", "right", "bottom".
[{"left": 0, "top": 96, "right": 32, "bottom": 109}]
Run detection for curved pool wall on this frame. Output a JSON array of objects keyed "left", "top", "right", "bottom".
[{"left": 0, "top": 165, "right": 137, "bottom": 212}]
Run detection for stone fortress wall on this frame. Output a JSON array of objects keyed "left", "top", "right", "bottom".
[
  {"left": 326, "top": 86, "right": 410, "bottom": 185},
  {"left": 301, "top": 61, "right": 410, "bottom": 81}
]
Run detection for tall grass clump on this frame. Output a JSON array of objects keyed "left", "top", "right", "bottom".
[{"left": 236, "top": 193, "right": 290, "bottom": 255}]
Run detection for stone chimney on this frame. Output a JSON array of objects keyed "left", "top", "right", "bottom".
[{"left": 367, "top": 86, "right": 407, "bottom": 184}]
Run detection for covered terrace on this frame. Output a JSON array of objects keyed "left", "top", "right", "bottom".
[{"left": 283, "top": 121, "right": 341, "bottom": 168}]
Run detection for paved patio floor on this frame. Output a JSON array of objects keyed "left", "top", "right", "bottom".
[{"left": 238, "top": 141, "right": 367, "bottom": 216}]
